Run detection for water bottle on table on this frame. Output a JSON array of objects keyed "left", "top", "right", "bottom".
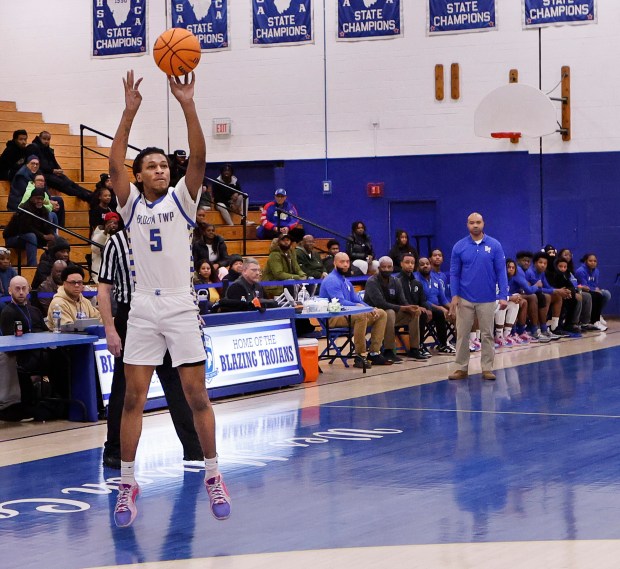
[{"left": 52, "top": 307, "right": 62, "bottom": 333}]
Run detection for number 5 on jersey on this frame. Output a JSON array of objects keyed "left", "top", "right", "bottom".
[{"left": 150, "top": 229, "right": 162, "bottom": 251}]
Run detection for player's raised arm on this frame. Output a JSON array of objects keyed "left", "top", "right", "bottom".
[
  {"left": 169, "top": 73, "right": 206, "bottom": 200},
  {"left": 110, "top": 70, "right": 143, "bottom": 208}
]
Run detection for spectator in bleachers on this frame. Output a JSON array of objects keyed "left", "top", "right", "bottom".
[
  {"left": 576, "top": 252, "right": 610, "bottom": 331},
  {"left": 26, "top": 131, "right": 92, "bottom": 202},
  {"left": 320, "top": 252, "right": 390, "bottom": 368},
  {"left": 257, "top": 188, "right": 304, "bottom": 241},
  {"left": 7, "top": 155, "right": 40, "bottom": 211},
  {"left": 91, "top": 213, "right": 121, "bottom": 283},
  {"left": 46, "top": 266, "right": 101, "bottom": 328},
  {"left": 407, "top": 255, "right": 455, "bottom": 354},
  {"left": 225, "top": 257, "right": 265, "bottom": 302},
  {"left": 430, "top": 248, "right": 451, "bottom": 299},
  {"left": 194, "top": 259, "right": 221, "bottom": 297},
  {"left": 296, "top": 235, "right": 327, "bottom": 279},
  {"left": 388, "top": 229, "right": 418, "bottom": 272},
  {"left": 0, "top": 246, "right": 17, "bottom": 300},
  {"left": 525, "top": 252, "right": 566, "bottom": 339},
  {"left": 3, "top": 188, "right": 56, "bottom": 266},
  {"left": 94, "top": 173, "right": 118, "bottom": 207},
  {"left": 19, "top": 172, "right": 65, "bottom": 228},
  {"left": 0, "top": 276, "right": 49, "bottom": 409},
  {"left": 192, "top": 222, "right": 229, "bottom": 272},
  {"left": 220, "top": 254, "right": 244, "bottom": 295},
  {"left": 212, "top": 163, "right": 245, "bottom": 226},
  {"left": 169, "top": 149, "right": 188, "bottom": 187},
  {"left": 346, "top": 221, "right": 377, "bottom": 271},
  {"left": 364, "top": 256, "right": 423, "bottom": 363},
  {"left": 196, "top": 206, "right": 210, "bottom": 224},
  {"left": 0, "top": 129, "right": 29, "bottom": 182},
  {"left": 322, "top": 239, "right": 340, "bottom": 274},
  {"left": 31, "top": 237, "right": 78, "bottom": 289},
  {"left": 89, "top": 186, "right": 116, "bottom": 233},
  {"left": 35, "top": 259, "right": 67, "bottom": 317},
  {"left": 262, "top": 234, "right": 307, "bottom": 297}
]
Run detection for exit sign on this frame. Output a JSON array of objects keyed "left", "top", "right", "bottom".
[
  {"left": 367, "top": 182, "right": 384, "bottom": 197},
  {"left": 213, "top": 118, "right": 232, "bottom": 137}
]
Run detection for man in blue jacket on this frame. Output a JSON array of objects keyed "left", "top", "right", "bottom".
[
  {"left": 448, "top": 213, "right": 508, "bottom": 381},
  {"left": 319, "top": 252, "right": 390, "bottom": 368}
]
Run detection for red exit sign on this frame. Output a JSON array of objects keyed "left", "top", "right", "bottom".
[
  {"left": 367, "top": 182, "right": 384, "bottom": 197},
  {"left": 212, "top": 118, "right": 231, "bottom": 137}
]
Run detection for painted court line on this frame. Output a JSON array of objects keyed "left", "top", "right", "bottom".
[{"left": 324, "top": 404, "right": 620, "bottom": 420}]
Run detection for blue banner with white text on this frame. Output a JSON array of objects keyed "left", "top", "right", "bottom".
[
  {"left": 172, "top": 0, "right": 229, "bottom": 51},
  {"left": 523, "top": 0, "right": 596, "bottom": 29},
  {"left": 92, "top": 0, "right": 147, "bottom": 58},
  {"left": 428, "top": 0, "right": 496, "bottom": 35},
  {"left": 338, "top": 0, "right": 402, "bottom": 41},
  {"left": 252, "top": 0, "right": 313, "bottom": 46}
]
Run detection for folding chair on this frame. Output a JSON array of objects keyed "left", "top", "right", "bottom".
[{"left": 318, "top": 317, "right": 356, "bottom": 368}]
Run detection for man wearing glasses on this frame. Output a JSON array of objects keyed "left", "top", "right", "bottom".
[{"left": 46, "top": 266, "right": 101, "bottom": 327}]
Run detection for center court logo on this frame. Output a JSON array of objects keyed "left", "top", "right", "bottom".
[{"left": 202, "top": 333, "right": 219, "bottom": 382}]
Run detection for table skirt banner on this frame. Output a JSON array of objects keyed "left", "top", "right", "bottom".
[{"left": 95, "top": 318, "right": 300, "bottom": 405}]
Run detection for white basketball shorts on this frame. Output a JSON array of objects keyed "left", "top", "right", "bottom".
[{"left": 124, "top": 287, "right": 206, "bottom": 367}]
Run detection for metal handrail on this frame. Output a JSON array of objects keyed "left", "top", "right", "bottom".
[
  {"left": 79, "top": 124, "right": 140, "bottom": 181},
  {"left": 274, "top": 208, "right": 354, "bottom": 244}
]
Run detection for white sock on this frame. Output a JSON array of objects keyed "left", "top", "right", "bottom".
[
  {"left": 551, "top": 317, "right": 559, "bottom": 330},
  {"left": 503, "top": 327, "right": 512, "bottom": 337},
  {"left": 476, "top": 330, "right": 481, "bottom": 340},
  {"left": 120, "top": 461, "right": 136, "bottom": 485},
  {"left": 204, "top": 455, "right": 219, "bottom": 481},
  {"left": 494, "top": 328, "right": 503, "bottom": 338},
  {"left": 469, "top": 332, "right": 476, "bottom": 342}
]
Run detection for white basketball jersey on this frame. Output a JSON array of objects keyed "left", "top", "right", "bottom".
[{"left": 118, "top": 177, "right": 198, "bottom": 290}]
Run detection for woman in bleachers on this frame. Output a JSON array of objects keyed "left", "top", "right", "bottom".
[
  {"left": 89, "top": 186, "right": 117, "bottom": 234},
  {"left": 347, "top": 220, "right": 376, "bottom": 266},
  {"left": 388, "top": 229, "right": 418, "bottom": 272},
  {"left": 193, "top": 259, "right": 221, "bottom": 314},
  {"left": 192, "top": 222, "right": 229, "bottom": 272}
]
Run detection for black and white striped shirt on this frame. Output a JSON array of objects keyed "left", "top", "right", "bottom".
[{"left": 98, "top": 230, "right": 133, "bottom": 304}]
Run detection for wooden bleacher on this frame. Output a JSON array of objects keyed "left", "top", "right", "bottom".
[{"left": 0, "top": 99, "right": 331, "bottom": 283}]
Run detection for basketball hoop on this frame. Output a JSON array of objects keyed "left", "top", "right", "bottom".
[{"left": 491, "top": 132, "right": 521, "bottom": 140}]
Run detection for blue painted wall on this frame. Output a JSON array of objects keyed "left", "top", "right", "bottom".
[{"left": 225, "top": 151, "right": 620, "bottom": 313}]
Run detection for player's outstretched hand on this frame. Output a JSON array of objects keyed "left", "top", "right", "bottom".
[
  {"left": 123, "top": 70, "right": 143, "bottom": 113},
  {"left": 169, "top": 72, "right": 195, "bottom": 104}
]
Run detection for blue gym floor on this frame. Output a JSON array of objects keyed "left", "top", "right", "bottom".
[{"left": 1, "top": 344, "right": 620, "bottom": 568}]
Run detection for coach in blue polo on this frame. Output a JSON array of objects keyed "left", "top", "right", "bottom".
[{"left": 448, "top": 212, "right": 508, "bottom": 381}]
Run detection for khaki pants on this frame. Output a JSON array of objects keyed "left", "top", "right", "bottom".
[
  {"left": 329, "top": 308, "right": 387, "bottom": 355},
  {"left": 384, "top": 309, "right": 420, "bottom": 350},
  {"left": 454, "top": 299, "right": 495, "bottom": 373}
]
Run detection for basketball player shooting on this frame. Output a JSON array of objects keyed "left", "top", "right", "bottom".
[{"left": 109, "top": 70, "right": 231, "bottom": 528}]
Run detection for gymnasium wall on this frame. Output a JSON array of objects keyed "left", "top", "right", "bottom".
[{"left": 1, "top": 1, "right": 619, "bottom": 307}]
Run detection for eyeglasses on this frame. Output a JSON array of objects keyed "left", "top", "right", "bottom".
[{"left": 66, "top": 280, "right": 84, "bottom": 286}]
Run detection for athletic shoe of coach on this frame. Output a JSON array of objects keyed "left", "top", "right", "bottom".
[
  {"left": 114, "top": 482, "right": 140, "bottom": 528},
  {"left": 205, "top": 474, "right": 231, "bottom": 520}
]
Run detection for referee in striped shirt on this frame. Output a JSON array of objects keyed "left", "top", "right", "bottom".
[{"left": 98, "top": 229, "right": 202, "bottom": 468}]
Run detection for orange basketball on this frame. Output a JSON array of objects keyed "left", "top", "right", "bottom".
[{"left": 153, "top": 28, "right": 201, "bottom": 77}]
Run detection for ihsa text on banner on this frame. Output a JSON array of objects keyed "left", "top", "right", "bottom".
[
  {"left": 338, "top": 0, "right": 402, "bottom": 41},
  {"left": 428, "top": 0, "right": 496, "bottom": 35},
  {"left": 172, "top": 0, "right": 229, "bottom": 51},
  {"left": 523, "top": 0, "right": 596, "bottom": 29},
  {"left": 253, "top": 0, "right": 314, "bottom": 46},
  {"left": 92, "top": 0, "right": 147, "bottom": 58}
]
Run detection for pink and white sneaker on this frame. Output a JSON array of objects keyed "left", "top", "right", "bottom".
[
  {"left": 469, "top": 339, "right": 481, "bottom": 352},
  {"left": 205, "top": 474, "right": 231, "bottom": 520},
  {"left": 517, "top": 333, "right": 531, "bottom": 344},
  {"left": 114, "top": 483, "right": 140, "bottom": 528},
  {"left": 494, "top": 336, "right": 507, "bottom": 348}
]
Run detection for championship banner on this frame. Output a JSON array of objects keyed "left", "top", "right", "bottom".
[
  {"left": 337, "top": 0, "right": 402, "bottom": 41},
  {"left": 523, "top": 0, "right": 596, "bottom": 29},
  {"left": 252, "top": 0, "right": 314, "bottom": 46},
  {"left": 427, "top": 0, "right": 496, "bottom": 35},
  {"left": 172, "top": 0, "right": 229, "bottom": 51},
  {"left": 92, "top": 0, "right": 147, "bottom": 58}
]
